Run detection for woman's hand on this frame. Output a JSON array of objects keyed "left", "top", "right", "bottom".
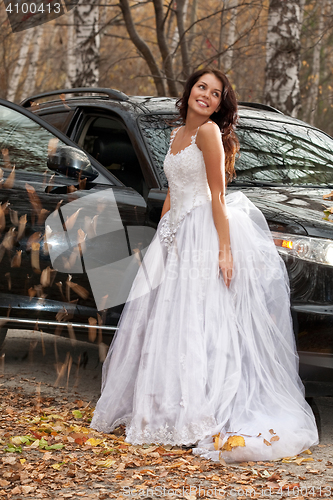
[{"left": 218, "top": 248, "right": 233, "bottom": 288}]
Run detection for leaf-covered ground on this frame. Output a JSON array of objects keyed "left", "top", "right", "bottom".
[{"left": 0, "top": 377, "right": 332, "bottom": 500}]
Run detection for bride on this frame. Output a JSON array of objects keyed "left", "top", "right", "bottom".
[{"left": 90, "top": 68, "right": 319, "bottom": 463}]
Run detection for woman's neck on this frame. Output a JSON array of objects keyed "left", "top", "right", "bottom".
[{"left": 184, "top": 109, "right": 211, "bottom": 133}]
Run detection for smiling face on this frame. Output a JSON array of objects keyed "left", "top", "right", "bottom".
[{"left": 187, "top": 72, "right": 223, "bottom": 118}]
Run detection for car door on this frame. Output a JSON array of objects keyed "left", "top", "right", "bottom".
[{"left": 0, "top": 99, "right": 156, "bottom": 343}]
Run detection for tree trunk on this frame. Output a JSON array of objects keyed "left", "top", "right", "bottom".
[
  {"left": 305, "top": 0, "right": 325, "bottom": 125},
  {"left": 175, "top": 0, "right": 191, "bottom": 78},
  {"left": 222, "top": 0, "right": 238, "bottom": 73},
  {"left": 21, "top": 25, "right": 44, "bottom": 99},
  {"left": 66, "top": 9, "right": 76, "bottom": 88},
  {"left": 67, "top": 0, "right": 100, "bottom": 87},
  {"left": 6, "top": 29, "right": 34, "bottom": 102},
  {"left": 264, "top": 0, "right": 304, "bottom": 116},
  {"left": 189, "top": 0, "right": 198, "bottom": 38},
  {"left": 153, "top": 0, "right": 178, "bottom": 96},
  {"left": 119, "top": 0, "right": 166, "bottom": 96},
  {"left": 218, "top": 4, "right": 226, "bottom": 70}
]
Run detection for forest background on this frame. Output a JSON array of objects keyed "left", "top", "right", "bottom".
[{"left": 0, "top": 0, "right": 333, "bottom": 136}]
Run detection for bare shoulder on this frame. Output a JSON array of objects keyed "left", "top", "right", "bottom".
[{"left": 197, "top": 121, "right": 223, "bottom": 150}]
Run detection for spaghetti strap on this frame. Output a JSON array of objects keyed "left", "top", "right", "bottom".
[{"left": 170, "top": 126, "right": 181, "bottom": 146}]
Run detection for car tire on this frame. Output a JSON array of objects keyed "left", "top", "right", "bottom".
[
  {"left": 0, "top": 327, "right": 8, "bottom": 349},
  {"left": 306, "top": 396, "right": 322, "bottom": 441}
]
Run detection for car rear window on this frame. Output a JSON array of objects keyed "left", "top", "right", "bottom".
[
  {"left": 236, "top": 119, "right": 333, "bottom": 186},
  {"left": 140, "top": 113, "right": 333, "bottom": 188}
]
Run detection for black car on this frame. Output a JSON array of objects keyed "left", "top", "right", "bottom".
[{"left": 0, "top": 88, "right": 332, "bottom": 398}]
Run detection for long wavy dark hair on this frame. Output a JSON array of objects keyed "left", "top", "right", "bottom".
[{"left": 176, "top": 68, "right": 240, "bottom": 185}]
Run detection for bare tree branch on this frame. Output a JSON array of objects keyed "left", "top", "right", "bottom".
[
  {"left": 119, "top": 0, "right": 166, "bottom": 95},
  {"left": 153, "top": 0, "right": 178, "bottom": 95}
]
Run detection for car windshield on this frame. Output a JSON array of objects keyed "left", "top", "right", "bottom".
[
  {"left": 138, "top": 114, "right": 178, "bottom": 187},
  {"left": 139, "top": 114, "right": 333, "bottom": 188}
]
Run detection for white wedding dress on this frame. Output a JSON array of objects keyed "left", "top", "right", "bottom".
[{"left": 90, "top": 125, "right": 319, "bottom": 463}]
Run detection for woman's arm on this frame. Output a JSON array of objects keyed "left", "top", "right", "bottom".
[
  {"left": 196, "top": 122, "right": 233, "bottom": 288},
  {"left": 160, "top": 187, "right": 171, "bottom": 220}
]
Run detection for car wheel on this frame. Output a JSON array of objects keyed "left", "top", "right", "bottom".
[
  {"left": 0, "top": 327, "right": 8, "bottom": 349},
  {"left": 306, "top": 396, "right": 322, "bottom": 441}
]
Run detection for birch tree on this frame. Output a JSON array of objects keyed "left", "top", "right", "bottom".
[
  {"left": 304, "top": 0, "right": 326, "bottom": 125},
  {"left": 66, "top": 0, "right": 100, "bottom": 87},
  {"left": 175, "top": 0, "right": 191, "bottom": 78},
  {"left": 21, "top": 25, "right": 44, "bottom": 99},
  {"left": 264, "top": 0, "right": 305, "bottom": 116},
  {"left": 222, "top": 0, "right": 238, "bottom": 72},
  {"left": 6, "top": 29, "right": 34, "bottom": 102}
]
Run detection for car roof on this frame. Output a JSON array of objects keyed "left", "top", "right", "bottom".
[{"left": 22, "top": 90, "right": 321, "bottom": 132}]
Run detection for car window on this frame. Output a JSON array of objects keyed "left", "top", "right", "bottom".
[
  {"left": 138, "top": 114, "right": 177, "bottom": 188},
  {"left": 236, "top": 119, "right": 333, "bottom": 186},
  {"left": 0, "top": 104, "right": 68, "bottom": 176},
  {"left": 37, "top": 110, "right": 73, "bottom": 133},
  {"left": 78, "top": 114, "right": 146, "bottom": 196}
]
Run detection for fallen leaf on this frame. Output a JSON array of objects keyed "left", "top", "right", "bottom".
[
  {"left": 51, "top": 463, "right": 63, "bottom": 470},
  {"left": 86, "top": 438, "right": 104, "bottom": 446},
  {"left": 4, "top": 165, "right": 15, "bottom": 188},
  {"left": 22, "top": 485, "right": 35, "bottom": 494},
  {"left": 96, "top": 458, "right": 116, "bottom": 468},
  {"left": 11, "top": 486, "right": 21, "bottom": 495},
  {"left": 295, "top": 457, "right": 314, "bottom": 465},
  {"left": 221, "top": 435, "right": 246, "bottom": 451},
  {"left": 72, "top": 410, "right": 83, "bottom": 419}
]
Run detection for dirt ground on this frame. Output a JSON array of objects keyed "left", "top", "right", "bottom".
[
  {"left": 0, "top": 372, "right": 332, "bottom": 500},
  {"left": 0, "top": 330, "right": 332, "bottom": 499}
]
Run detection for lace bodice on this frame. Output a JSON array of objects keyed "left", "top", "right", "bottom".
[{"left": 161, "top": 125, "right": 212, "bottom": 247}]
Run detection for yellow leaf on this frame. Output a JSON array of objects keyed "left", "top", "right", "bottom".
[
  {"left": 70, "top": 425, "right": 90, "bottom": 434},
  {"left": 214, "top": 434, "right": 221, "bottom": 450},
  {"left": 86, "top": 438, "right": 104, "bottom": 447},
  {"left": 19, "top": 459, "right": 26, "bottom": 465},
  {"left": 221, "top": 435, "right": 245, "bottom": 451},
  {"left": 30, "top": 439, "right": 40, "bottom": 449},
  {"left": 51, "top": 463, "right": 63, "bottom": 470},
  {"left": 302, "top": 449, "right": 312, "bottom": 455},
  {"left": 96, "top": 458, "right": 116, "bottom": 468},
  {"left": 295, "top": 457, "right": 314, "bottom": 465},
  {"left": 11, "top": 436, "right": 23, "bottom": 445},
  {"left": 281, "top": 456, "right": 298, "bottom": 463}
]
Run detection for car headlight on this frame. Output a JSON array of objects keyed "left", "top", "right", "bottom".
[{"left": 271, "top": 231, "right": 333, "bottom": 267}]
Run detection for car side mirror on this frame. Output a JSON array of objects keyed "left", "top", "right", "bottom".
[{"left": 47, "top": 140, "right": 98, "bottom": 182}]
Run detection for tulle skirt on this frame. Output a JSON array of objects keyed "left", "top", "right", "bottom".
[{"left": 90, "top": 191, "right": 319, "bottom": 463}]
